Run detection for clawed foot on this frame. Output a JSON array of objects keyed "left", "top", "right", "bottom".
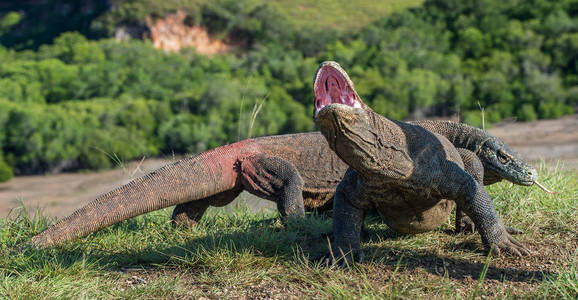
[
  {"left": 455, "top": 218, "right": 476, "bottom": 234},
  {"left": 489, "top": 233, "right": 531, "bottom": 257},
  {"left": 171, "top": 213, "right": 200, "bottom": 228},
  {"left": 504, "top": 226, "right": 523, "bottom": 235},
  {"left": 312, "top": 249, "right": 364, "bottom": 268},
  {"left": 455, "top": 211, "right": 477, "bottom": 234},
  {"left": 321, "top": 229, "right": 369, "bottom": 242},
  {"left": 457, "top": 218, "right": 523, "bottom": 235}
]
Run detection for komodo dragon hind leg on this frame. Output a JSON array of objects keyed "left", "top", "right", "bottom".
[
  {"left": 172, "top": 189, "right": 242, "bottom": 227},
  {"left": 172, "top": 154, "right": 306, "bottom": 227},
  {"left": 239, "top": 154, "right": 305, "bottom": 223},
  {"left": 455, "top": 148, "right": 523, "bottom": 235}
]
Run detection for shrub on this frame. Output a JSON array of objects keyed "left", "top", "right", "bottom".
[{"left": 0, "top": 155, "right": 13, "bottom": 182}]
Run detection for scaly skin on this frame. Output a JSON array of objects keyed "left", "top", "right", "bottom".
[
  {"left": 411, "top": 120, "right": 537, "bottom": 186},
  {"left": 313, "top": 61, "right": 531, "bottom": 265},
  {"left": 410, "top": 120, "right": 537, "bottom": 234}
]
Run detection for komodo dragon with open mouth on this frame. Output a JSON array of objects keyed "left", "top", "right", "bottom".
[
  {"left": 23, "top": 70, "right": 545, "bottom": 249},
  {"left": 313, "top": 61, "right": 532, "bottom": 265}
]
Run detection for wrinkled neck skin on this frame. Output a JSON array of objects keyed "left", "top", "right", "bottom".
[{"left": 316, "top": 104, "right": 387, "bottom": 179}]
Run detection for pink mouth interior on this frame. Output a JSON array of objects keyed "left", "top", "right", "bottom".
[{"left": 314, "top": 66, "right": 362, "bottom": 117}]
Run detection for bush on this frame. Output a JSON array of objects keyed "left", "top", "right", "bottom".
[
  {"left": 518, "top": 104, "right": 538, "bottom": 121},
  {"left": 0, "top": 155, "right": 13, "bottom": 182}
]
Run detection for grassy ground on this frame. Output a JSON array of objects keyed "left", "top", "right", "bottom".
[{"left": 0, "top": 162, "right": 576, "bottom": 299}]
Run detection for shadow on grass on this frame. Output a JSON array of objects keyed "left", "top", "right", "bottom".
[
  {"left": 364, "top": 242, "right": 552, "bottom": 283},
  {"left": 18, "top": 218, "right": 550, "bottom": 286}
]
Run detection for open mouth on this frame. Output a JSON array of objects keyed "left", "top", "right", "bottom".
[{"left": 313, "top": 61, "right": 363, "bottom": 117}]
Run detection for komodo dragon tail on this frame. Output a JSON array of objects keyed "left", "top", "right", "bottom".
[{"left": 26, "top": 145, "right": 245, "bottom": 249}]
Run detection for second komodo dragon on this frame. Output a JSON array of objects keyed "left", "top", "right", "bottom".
[
  {"left": 313, "top": 61, "right": 531, "bottom": 264},
  {"left": 25, "top": 78, "right": 540, "bottom": 250}
]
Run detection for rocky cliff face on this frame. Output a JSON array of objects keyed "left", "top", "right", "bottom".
[{"left": 145, "top": 10, "right": 229, "bottom": 54}]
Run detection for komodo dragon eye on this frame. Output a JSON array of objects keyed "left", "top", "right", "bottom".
[{"left": 497, "top": 150, "right": 509, "bottom": 164}]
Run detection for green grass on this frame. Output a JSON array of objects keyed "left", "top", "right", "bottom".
[
  {"left": 1, "top": 163, "right": 576, "bottom": 299},
  {"left": 268, "top": 0, "right": 424, "bottom": 32}
]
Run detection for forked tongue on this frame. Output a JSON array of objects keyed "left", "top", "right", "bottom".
[{"left": 533, "top": 180, "right": 558, "bottom": 194}]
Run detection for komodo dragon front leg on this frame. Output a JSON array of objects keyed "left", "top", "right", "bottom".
[{"left": 455, "top": 148, "right": 523, "bottom": 235}]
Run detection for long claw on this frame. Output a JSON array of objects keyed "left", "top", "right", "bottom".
[
  {"left": 533, "top": 180, "right": 557, "bottom": 194},
  {"left": 491, "top": 246, "right": 501, "bottom": 257},
  {"left": 505, "top": 226, "right": 523, "bottom": 235},
  {"left": 509, "top": 235, "right": 532, "bottom": 254},
  {"left": 510, "top": 245, "right": 522, "bottom": 257}
]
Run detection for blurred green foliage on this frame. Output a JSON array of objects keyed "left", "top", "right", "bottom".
[
  {"left": 0, "top": 155, "right": 13, "bottom": 182},
  {"left": 0, "top": 0, "right": 576, "bottom": 178}
]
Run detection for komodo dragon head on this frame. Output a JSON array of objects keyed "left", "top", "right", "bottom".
[
  {"left": 474, "top": 135, "right": 537, "bottom": 186},
  {"left": 313, "top": 61, "right": 552, "bottom": 192}
]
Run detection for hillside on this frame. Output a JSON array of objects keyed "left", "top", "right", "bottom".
[
  {"left": 262, "top": 0, "right": 424, "bottom": 32},
  {"left": 0, "top": 0, "right": 424, "bottom": 51},
  {"left": 0, "top": 0, "right": 577, "bottom": 181}
]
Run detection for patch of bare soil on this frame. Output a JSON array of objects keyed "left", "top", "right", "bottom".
[
  {"left": 0, "top": 158, "right": 170, "bottom": 218},
  {"left": 0, "top": 115, "right": 576, "bottom": 218},
  {"left": 366, "top": 233, "right": 576, "bottom": 298},
  {"left": 147, "top": 10, "right": 230, "bottom": 54},
  {"left": 488, "top": 115, "right": 578, "bottom": 169}
]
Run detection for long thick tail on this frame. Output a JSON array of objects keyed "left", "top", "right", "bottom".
[{"left": 27, "top": 143, "right": 251, "bottom": 248}]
